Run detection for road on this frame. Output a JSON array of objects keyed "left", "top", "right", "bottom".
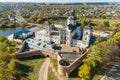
[{"left": 38, "top": 58, "right": 50, "bottom": 80}]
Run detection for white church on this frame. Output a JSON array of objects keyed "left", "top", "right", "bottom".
[{"left": 35, "top": 13, "right": 92, "bottom": 48}]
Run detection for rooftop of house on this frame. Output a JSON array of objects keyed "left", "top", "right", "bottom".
[
  {"left": 13, "top": 30, "right": 31, "bottom": 36},
  {"left": 26, "top": 38, "right": 47, "bottom": 49},
  {"left": 36, "top": 28, "right": 60, "bottom": 36},
  {"left": 67, "top": 24, "right": 76, "bottom": 32},
  {"left": 72, "top": 33, "right": 80, "bottom": 40}
]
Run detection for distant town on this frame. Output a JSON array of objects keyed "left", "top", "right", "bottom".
[{"left": 0, "top": 2, "right": 120, "bottom": 80}]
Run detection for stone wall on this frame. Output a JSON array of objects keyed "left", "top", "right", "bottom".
[
  {"left": 17, "top": 41, "right": 26, "bottom": 53},
  {"left": 17, "top": 50, "right": 46, "bottom": 58},
  {"left": 42, "top": 51, "right": 57, "bottom": 59},
  {"left": 17, "top": 50, "right": 57, "bottom": 59},
  {"left": 57, "top": 51, "right": 88, "bottom": 77}
]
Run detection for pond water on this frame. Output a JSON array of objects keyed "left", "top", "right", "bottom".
[
  {"left": 0, "top": 19, "right": 66, "bottom": 37},
  {"left": 0, "top": 27, "right": 24, "bottom": 36}
]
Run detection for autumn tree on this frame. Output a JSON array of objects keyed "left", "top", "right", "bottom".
[
  {"left": 103, "top": 21, "right": 110, "bottom": 28},
  {"left": 79, "top": 64, "right": 91, "bottom": 80},
  {"left": 78, "top": 32, "right": 120, "bottom": 80}
]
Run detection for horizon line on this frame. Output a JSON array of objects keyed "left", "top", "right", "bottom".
[{"left": 0, "top": 1, "right": 120, "bottom": 3}]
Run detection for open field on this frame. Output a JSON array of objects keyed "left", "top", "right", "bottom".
[
  {"left": 92, "top": 18, "right": 120, "bottom": 26},
  {"left": 15, "top": 56, "right": 45, "bottom": 80},
  {"left": 91, "top": 18, "right": 120, "bottom": 30}
]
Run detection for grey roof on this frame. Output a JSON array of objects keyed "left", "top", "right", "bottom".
[
  {"left": 67, "top": 24, "right": 76, "bottom": 32},
  {"left": 25, "top": 38, "right": 47, "bottom": 50},
  {"left": 13, "top": 30, "right": 31, "bottom": 36},
  {"left": 72, "top": 33, "right": 79, "bottom": 39}
]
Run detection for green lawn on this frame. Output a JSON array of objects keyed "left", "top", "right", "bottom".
[
  {"left": 48, "top": 67, "right": 58, "bottom": 80},
  {"left": 51, "top": 59, "right": 58, "bottom": 70},
  {"left": 15, "top": 56, "right": 45, "bottom": 80}
]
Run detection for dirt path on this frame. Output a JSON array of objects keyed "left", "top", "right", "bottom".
[
  {"left": 38, "top": 58, "right": 50, "bottom": 80},
  {"left": 50, "top": 62, "right": 63, "bottom": 80}
]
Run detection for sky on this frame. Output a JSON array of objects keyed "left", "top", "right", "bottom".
[{"left": 0, "top": 0, "right": 120, "bottom": 3}]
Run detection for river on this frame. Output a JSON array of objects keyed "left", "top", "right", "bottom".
[
  {"left": 0, "top": 19, "right": 66, "bottom": 36},
  {"left": 0, "top": 27, "right": 24, "bottom": 36}
]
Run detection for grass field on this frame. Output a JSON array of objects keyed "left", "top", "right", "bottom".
[
  {"left": 91, "top": 18, "right": 120, "bottom": 30},
  {"left": 91, "top": 18, "right": 120, "bottom": 24},
  {"left": 15, "top": 56, "right": 45, "bottom": 80},
  {"left": 48, "top": 67, "right": 59, "bottom": 80},
  {"left": 51, "top": 59, "right": 58, "bottom": 70}
]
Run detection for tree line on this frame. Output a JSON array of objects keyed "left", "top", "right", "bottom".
[{"left": 78, "top": 32, "right": 120, "bottom": 80}]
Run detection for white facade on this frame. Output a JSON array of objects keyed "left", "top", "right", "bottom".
[
  {"left": 35, "top": 29, "right": 51, "bottom": 42},
  {"left": 82, "top": 26, "right": 92, "bottom": 47},
  {"left": 51, "top": 36, "right": 60, "bottom": 44},
  {"left": 35, "top": 15, "right": 92, "bottom": 48}
]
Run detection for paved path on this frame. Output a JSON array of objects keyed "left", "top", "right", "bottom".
[{"left": 38, "top": 58, "right": 50, "bottom": 80}]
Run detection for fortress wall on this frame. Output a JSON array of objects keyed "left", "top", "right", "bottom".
[
  {"left": 42, "top": 51, "right": 57, "bottom": 59},
  {"left": 17, "top": 50, "right": 45, "bottom": 58},
  {"left": 17, "top": 41, "right": 26, "bottom": 53},
  {"left": 17, "top": 44, "right": 57, "bottom": 59},
  {"left": 58, "top": 51, "right": 87, "bottom": 77},
  {"left": 17, "top": 50, "right": 57, "bottom": 59},
  {"left": 49, "top": 53, "right": 57, "bottom": 59}
]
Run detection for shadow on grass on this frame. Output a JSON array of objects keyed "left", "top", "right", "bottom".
[
  {"left": 18, "top": 55, "right": 45, "bottom": 61},
  {"left": 14, "top": 62, "right": 33, "bottom": 79}
]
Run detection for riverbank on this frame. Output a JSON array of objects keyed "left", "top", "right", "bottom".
[{"left": 0, "top": 27, "right": 25, "bottom": 36}]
